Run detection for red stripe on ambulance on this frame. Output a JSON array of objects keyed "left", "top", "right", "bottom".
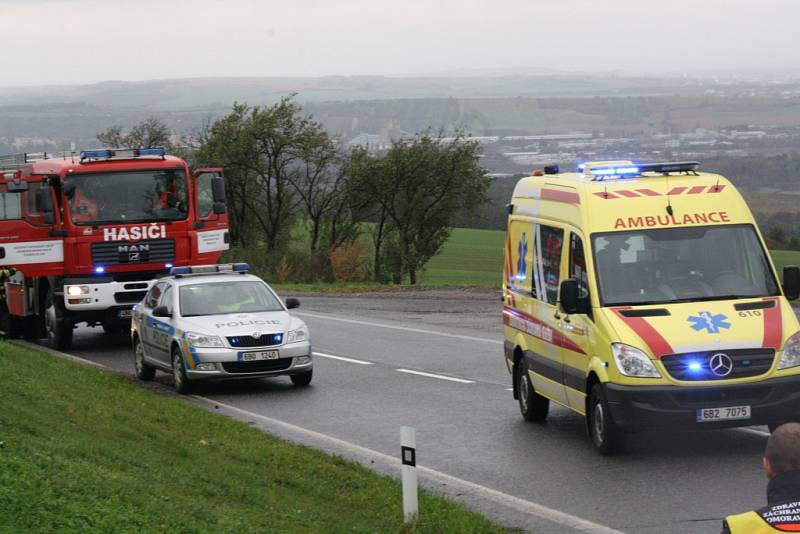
[
  {"left": 612, "top": 308, "right": 674, "bottom": 358},
  {"left": 503, "top": 306, "right": 586, "bottom": 355},
  {"left": 762, "top": 297, "right": 783, "bottom": 350}
]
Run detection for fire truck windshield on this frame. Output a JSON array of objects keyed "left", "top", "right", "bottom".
[{"left": 66, "top": 170, "right": 188, "bottom": 225}]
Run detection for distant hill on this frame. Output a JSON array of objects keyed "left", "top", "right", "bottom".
[{"left": 2, "top": 74, "right": 798, "bottom": 110}]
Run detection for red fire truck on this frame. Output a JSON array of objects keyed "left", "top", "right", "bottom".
[{"left": 0, "top": 147, "right": 228, "bottom": 349}]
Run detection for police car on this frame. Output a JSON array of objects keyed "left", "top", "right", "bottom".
[{"left": 131, "top": 263, "right": 312, "bottom": 393}]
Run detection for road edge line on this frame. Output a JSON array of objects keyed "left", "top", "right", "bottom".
[
  {"left": 191, "top": 395, "right": 625, "bottom": 534},
  {"left": 9, "top": 340, "right": 108, "bottom": 369}
]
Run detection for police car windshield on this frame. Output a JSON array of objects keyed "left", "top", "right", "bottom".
[
  {"left": 179, "top": 281, "right": 283, "bottom": 317},
  {"left": 66, "top": 170, "right": 188, "bottom": 225},
  {"left": 592, "top": 224, "right": 779, "bottom": 307}
]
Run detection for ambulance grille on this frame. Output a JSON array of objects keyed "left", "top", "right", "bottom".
[
  {"left": 91, "top": 239, "right": 175, "bottom": 266},
  {"left": 661, "top": 349, "right": 775, "bottom": 381},
  {"left": 227, "top": 334, "right": 283, "bottom": 348},
  {"left": 222, "top": 358, "right": 292, "bottom": 373}
]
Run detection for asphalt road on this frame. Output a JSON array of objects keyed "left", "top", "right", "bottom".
[{"left": 54, "top": 288, "right": 776, "bottom": 534}]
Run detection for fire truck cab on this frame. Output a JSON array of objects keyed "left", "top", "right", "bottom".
[{"left": 0, "top": 148, "right": 229, "bottom": 349}]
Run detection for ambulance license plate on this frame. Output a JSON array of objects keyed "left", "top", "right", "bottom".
[
  {"left": 240, "top": 350, "right": 279, "bottom": 362},
  {"left": 696, "top": 405, "right": 751, "bottom": 422},
  {"left": 117, "top": 309, "right": 133, "bottom": 319}
]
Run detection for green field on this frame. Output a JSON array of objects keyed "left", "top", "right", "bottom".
[
  {"left": 416, "top": 227, "right": 800, "bottom": 288},
  {"left": 0, "top": 341, "right": 506, "bottom": 533}
]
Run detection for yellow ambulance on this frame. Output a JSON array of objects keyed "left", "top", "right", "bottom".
[{"left": 502, "top": 161, "right": 800, "bottom": 454}]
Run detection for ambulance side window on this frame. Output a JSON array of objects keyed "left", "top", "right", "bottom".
[
  {"left": 535, "top": 225, "right": 564, "bottom": 305},
  {"left": 570, "top": 233, "right": 589, "bottom": 295},
  {"left": 145, "top": 283, "right": 165, "bottom": 309},
  {"left": 159, "top": 285, "right": 174, "bottom": 315}
]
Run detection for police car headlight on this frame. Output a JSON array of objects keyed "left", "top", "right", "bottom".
[
  {"left": 66, "top": 285, "right": 89, "bottom": 296},
  {"left": 779, "top": 332, "right": 800, "bottom": 370},
  {"left": 611, "top": 343, "right": 661, "bottom": 378},
  {"left": 286, "top": 327, "right": 308, "bottom": 344},
  {"left": 185, "top": 332, "right": 225, "bottom": 348}
]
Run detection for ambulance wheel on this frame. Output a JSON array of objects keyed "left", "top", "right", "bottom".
[
  {"left": 589, "top": 384, "right": 625, "bottom": 455},
  {"left": 172, "top": 347, "right": 193, "bottom": 394},
  {"left": 517, "top": 359, "right": 549, "bottom": 422},
  {"left": 44, "top": 289, "right": 73, "bottom": 350},
  {"left": 290, "top": 370, "right": 313, "bottom": 387},
  {"left": 134, "top": 336, "right": 155, "bottom": 381}
]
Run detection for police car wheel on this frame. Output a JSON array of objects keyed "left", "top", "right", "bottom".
[
  {"left": 44, "top": 289, "right": 73, "bottom": 350},
  {"left": 134, "top": 337, "right": 156, "bottom": 381},
  {"left": 290, "top": 370, "right": 313, "bottom": 387},
  {"left": 589, "top": 384, "right": 625, "bottom": 455},
  {"left": 517, "top": 360, "right": 549, "bottom": 422},
  {"left": 172, "top": 348, "right": 193, "bottom": 394}
]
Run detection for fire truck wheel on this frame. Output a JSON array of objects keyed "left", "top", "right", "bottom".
[
  {"left": 44, "top": 289, "right": 73, "bottom": 350},
  {"left": 588, "top": 383, "right": 626, "bottom": 456},
  {"left": 133, "top": 336, "right": 156, "bottom": 381},
  {"left": 0, "top": 301, "right": 18, "bottom": 339},
  {"left": 517, "top": 358, "right": 549, "bottom": 422},
  {"left": 172, "top": 346, "right": 193, "bottom": 394}
]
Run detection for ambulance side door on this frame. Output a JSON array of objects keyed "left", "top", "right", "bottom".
[
  {"left": 560, "top": 230, "right": 594, "bottom": 413},
  {"left": 506, "top": 218, "right": 568, "bottom": 406}
]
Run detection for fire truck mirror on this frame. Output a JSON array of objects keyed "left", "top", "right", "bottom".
[
  {"left": 212, "top": 201, "right": 226, "bottom": 215},
  {"left": 211, "top": 175, "right": 226, "bottom": 203},
  {"left": 39, "top": 188, "right": 55, "bottom": 224},
  {"left": 62, "top": 181, "right": 76, "bottom": 198}
]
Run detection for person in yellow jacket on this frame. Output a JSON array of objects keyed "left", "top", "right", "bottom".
[{"left": 723, "top": 423, "right": 800, "bottom": 533}]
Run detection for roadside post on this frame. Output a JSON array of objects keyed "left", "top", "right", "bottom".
[{"left": 401, "top": 426, "right": 418, "bottom": 522}]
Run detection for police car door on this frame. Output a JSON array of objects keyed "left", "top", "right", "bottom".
[
  {"left": 560, "top": 230, "right": 594, "bottom": 413},
  {"left": 140, "top": 282, "right": 167, "bottom": 363},
  {"left": 150, "top": 283, "right": 177, "bottom": 365}
]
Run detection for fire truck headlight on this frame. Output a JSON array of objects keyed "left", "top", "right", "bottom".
[
  {"left": 66, "top": 285, "right": 90, "bottom": 296},
  {"left": 611, "top": 343, "right": 661, "bottom": 378},
  {"left": 779, "top": 332, "right": 800, "bottom": 370}
]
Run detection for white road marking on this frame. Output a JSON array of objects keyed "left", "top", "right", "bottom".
[
  {"left": 313, "top": 351, "right": 373, "bottom": 365},
  {"left": 506, "top": 387, "right": 514, "bottom": 391},
  {"left": 396, "top": 368, "right": 475, "bottom": 384},
  {"left": 296, "top": 311, "right": 503, "bottom": 345},
  {"left": 191, "top": 395, "right": 624, "bottom": 534}
]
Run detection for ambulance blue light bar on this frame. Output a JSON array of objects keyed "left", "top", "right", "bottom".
[
  {"left": 582, "top": 160, "right": 701, "bottom": 180},
  {"left": 170, "top": 263, "right": 250, "bottom": 277}
]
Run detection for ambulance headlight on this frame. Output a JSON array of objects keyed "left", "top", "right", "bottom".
[
  {"left": 185, "top": 332, "right": 225, "bottom": 348},
  {"left": 611, "top": 343, "right": 661, "bottom": 378},
  {"left": 66, "top": 285, "right": 90, "bottom": 296},
  {"left": 286, "top": 327, "right": 308, "bottom": 344},
  {"left": 779, "top": 332, "right": 800, "bottom": 370}
]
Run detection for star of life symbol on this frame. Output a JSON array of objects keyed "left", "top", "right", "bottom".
[
  {"left": 516, "top": 233, "right": 528, "bottom": 282},
  {"left": 687, "top": 311, "right": 731, "bottom": 334}
]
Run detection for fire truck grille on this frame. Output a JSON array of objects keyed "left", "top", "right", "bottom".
[{"left": 91, "top": 239, "right": 175, "bottom": 266}]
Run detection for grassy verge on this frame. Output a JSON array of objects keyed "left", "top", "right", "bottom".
[{"left": 0, "top": 341, "right": 507, "bottom": 533}]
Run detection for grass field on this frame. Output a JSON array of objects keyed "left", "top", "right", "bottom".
[
  {"left": 0, "top": 341, "right": 507, "bottom": 533},
  {"left": 417, "top": 227, "right": 800, "bottom": 288}
]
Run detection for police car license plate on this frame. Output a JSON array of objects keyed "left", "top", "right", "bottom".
[
  {"left": 117, "top": 309, "right": 133, "bottom": 319},
  {"left": 696, "top": 405, "right": 751, "bottom": 422},
  {"left": 240, "top": 350, "right": 279, "bottom": 362}
]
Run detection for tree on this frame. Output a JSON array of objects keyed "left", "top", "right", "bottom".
[
  {"left": 197, "top": 97, "right": 334, "bottom": 252},
  {"left": 349, "top": 132, "right": 490, "bottom": 284},
  {"left": 97, "top": 117, "right": 173, "bottom": 149}
]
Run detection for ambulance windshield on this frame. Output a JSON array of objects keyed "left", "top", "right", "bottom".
[
  {"left": 180, "top": 281, "right": 284, "bottom": 317},
  {"left": 592, "top": 224, "right": 779, "bottom": 306},
  {"left": 65, "top": 170, "right": 188, "bottom": 225}
]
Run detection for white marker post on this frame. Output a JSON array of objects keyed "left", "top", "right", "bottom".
[{"left": 400, "top": 426, "right": 418, "bottom": 523}]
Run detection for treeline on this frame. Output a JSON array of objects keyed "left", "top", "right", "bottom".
[{"left": 99, "top": 99, "right": 489, "bottom": 284}]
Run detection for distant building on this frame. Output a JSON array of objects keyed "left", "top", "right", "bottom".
[{"left": 347, "top": 133, "right": 390, "bottom": 151}]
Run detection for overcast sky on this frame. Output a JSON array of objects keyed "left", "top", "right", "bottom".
[{"left": 1, "top": 0, "right": 798, "bottom": 86}]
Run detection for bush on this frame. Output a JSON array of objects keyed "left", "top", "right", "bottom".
[{"left": 329, "top": 240, "right": 369, "bottom": 283}]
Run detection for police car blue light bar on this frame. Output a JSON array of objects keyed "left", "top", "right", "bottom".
[{"left": 170, "top": 263, "right": 250, "bottom": 277}]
